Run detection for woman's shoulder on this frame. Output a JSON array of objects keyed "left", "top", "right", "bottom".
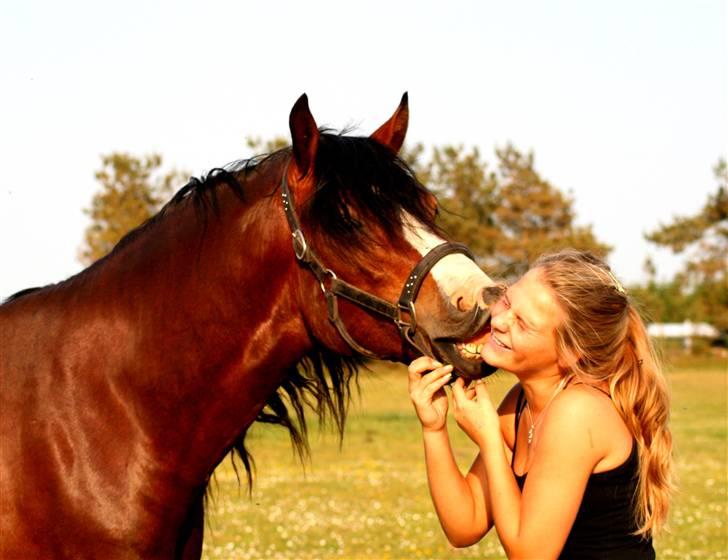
[
  {"left": 550, "top": 382, "right": 614, "bottom": 423},
  {"left": 545, "top": 382, "right": 631, "bottom": 459}
]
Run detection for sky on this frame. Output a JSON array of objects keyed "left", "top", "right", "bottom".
[{"left": 1, "top": 0, "right": 726, "bottom": 299}]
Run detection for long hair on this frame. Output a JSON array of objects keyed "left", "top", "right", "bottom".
[{"left": 532, "top": 249, "right": 674, "bottom": 537}]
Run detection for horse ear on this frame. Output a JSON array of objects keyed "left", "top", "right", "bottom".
[
  {"left": 289, "top": 93, "right": 320, "bottom": 178},
  {"left": 370, "top": 92, "right": 409, "bottom": 154}
]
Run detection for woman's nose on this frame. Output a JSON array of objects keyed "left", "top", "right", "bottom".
[{"left": 491, "top": 309, "right": 514, "bottom": 331}]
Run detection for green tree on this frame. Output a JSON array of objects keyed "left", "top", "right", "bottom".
[
  {"left": 419, "top": 145, "right": 500, "bottom": 261},
  {"left": 79, "top": 153, "right": 183, "bottom": 265},
  {"left": 420, "top": 143, "right": 610, "bottom": 279},
  {"left": 645, "top": 158, "right": 728, "bottom": 329}
]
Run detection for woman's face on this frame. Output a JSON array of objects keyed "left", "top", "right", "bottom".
[{"left": 480, "top": 268, "right": 564, "bottom": 376}]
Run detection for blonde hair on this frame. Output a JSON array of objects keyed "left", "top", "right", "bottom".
[{"left": 532, "top": 249, "right": 674, "bottom": 537}]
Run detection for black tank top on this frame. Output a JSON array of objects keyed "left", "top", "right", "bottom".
[{"left": 513, "top": 389, "right": 655, "bottom": 560}]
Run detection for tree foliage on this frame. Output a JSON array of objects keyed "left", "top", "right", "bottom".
[
  {"left": 410, "top": 143, "right": 610, "bottom": 279},
  {"left": 79, "top": 153, "right": 183, "bottom": 265},
  {"left": 644, "top": 159, "right": 728, "bottom": 329}
]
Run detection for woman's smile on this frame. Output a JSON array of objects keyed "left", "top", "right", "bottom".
[{"left": 489, "top": 332, "right": 512, "bottom": 351}]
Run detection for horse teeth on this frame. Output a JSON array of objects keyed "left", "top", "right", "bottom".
[{"left": 457, "top": 343, "right": 483, "bottom": 358}]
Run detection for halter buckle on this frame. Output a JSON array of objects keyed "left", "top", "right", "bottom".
[
  {"left": 292, "top": 230, "right": 308, "bottom": 261},
  {"left": 397, "top": 300, "right": 417, "bottom": 338}
]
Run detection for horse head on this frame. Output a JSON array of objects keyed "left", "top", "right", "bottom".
[{"left": 284, "top": 93, "right": 501, "bottom": 379}]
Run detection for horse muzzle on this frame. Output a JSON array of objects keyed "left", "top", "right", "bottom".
[{"left": 412, "top": 284, "right": 505, "bottom": 380}]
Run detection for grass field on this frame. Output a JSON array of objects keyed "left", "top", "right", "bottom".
[{"left": 201, "top": 357, "right": 727, "bottom": 559}]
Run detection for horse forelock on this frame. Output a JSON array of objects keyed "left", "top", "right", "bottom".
[{"left": 302, "top": 132, "right": 441, "bottom": 253}]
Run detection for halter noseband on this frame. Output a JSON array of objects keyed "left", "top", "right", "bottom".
[{"left": 281, "top": 166, "right": 475, "bottom": 359}]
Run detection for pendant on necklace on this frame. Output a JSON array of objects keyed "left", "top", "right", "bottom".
[{"left": 527, "top": 425, "right": 534, "bottom": 445}]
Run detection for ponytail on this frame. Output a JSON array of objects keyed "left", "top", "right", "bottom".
[{"left": 609, "top": 306, "right": 675, "bottom": 536}]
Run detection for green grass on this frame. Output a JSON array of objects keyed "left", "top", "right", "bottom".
[{"left": 202, "top": 358, "right": 727, "bottom": 559}]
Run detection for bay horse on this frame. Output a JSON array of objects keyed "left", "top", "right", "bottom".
[{"left": 0, "top": 94, "right": 500, "bottom": 559}]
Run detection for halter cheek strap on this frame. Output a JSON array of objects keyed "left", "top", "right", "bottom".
[{"left": 281, "top": 165, "right": 475, "bottom": 359}]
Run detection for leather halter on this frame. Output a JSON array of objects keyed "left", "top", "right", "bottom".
[{"left": 281, "top": 166, "right": 475, "bottom": 359}]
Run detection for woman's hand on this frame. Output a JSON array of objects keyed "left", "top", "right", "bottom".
[
  {"left": 408, "top": 357, "right": 453, "bottom": 432},
  {"left": 451, "top": 378, "right": 501, "bottom": 449}
]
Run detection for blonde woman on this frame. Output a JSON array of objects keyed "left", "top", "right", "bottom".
[{"left": 409, "top": 250, "right": 673, "bottom": 559}]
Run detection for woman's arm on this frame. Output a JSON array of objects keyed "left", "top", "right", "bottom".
[
  {"left": 421, "top": 429, "right": 491, "bottom": 546},
  {"left": 409, "top": 359, "right": 520, "bottom": 547},
  {"left": 452, "top": 380, "right": 602, "bottom": 559}
]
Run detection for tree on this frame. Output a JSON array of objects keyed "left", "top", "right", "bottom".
[
  {"left": 420, "top": 143, "right": 610, "bottom": 280},
  {"left": 246, "top": 136, "right": 289, "bottom": 155},
  {"left": 416, "top": 144, "right": 501, "bottom": 261},
  {"left": 645, "top": 159, "right": 728, "bottom": 329},
  {"left": 79, "top": 153, "right": 183, "bottom": 265}
]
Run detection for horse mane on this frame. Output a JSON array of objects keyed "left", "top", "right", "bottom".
[
  {"left": 303, "top": 131, "right": 441, "bottom": 251},
  {"left": 98, "top": 128, "right": 438, "bottom": 267},
  {"left": 3, "top": 286, "right": 43, "bottom": 304},
  {"left": 227, "top": 347, "right": 365, "bottom": 492}
]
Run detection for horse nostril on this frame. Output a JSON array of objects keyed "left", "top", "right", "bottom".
[
  {"left": 479, "top": 284, "right": 506, "bottom": 308},
  {"left": 454, "top": 296, "right": 469, "bottom": 312}
]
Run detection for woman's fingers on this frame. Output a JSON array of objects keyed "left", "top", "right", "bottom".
[
  {"left": 412, "top": 365, "right": 453, "bottom": 397},
  {"left": 452, "top": 378, "right": 486, "bottom": 407},
  {"left": 408, "top": 356, "right": 442, "bottom": 383},
  {"left": 450, "top": 377, "right": 466, "bottom": 408},
  {"left": 421, "top": 366, "right": 453, "bottom": 399},
  {"left": 408, "top": 355, "right": 441, "bottom": 373},
  {"left": 408, "top": 357, "right": 454, "bottom": 388}
]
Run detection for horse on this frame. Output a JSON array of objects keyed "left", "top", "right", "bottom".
[{"left": 0, "top": 93, "right": 501, "bottom": 559}]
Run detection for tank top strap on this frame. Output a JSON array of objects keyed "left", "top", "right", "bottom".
[{"left": 512, "top": 388, "right": 526, "bottom": 468}]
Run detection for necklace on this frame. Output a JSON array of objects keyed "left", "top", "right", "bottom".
[{"left": 525, "top": 378, "right": 566, "bottom": 445}]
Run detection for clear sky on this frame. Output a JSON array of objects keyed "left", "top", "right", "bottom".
[{"left": 1, "top": 0, "right": 726, "bottom": 299}]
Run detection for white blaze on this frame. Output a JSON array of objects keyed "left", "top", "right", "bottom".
[{"left": 401, "top": 212, "right": 489, "bottom": 298}]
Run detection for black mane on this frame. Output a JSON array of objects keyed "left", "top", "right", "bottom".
[
  {"left": 170, "top": 130, "right": 440, "bottom": 253},
  {"left": 304, "top": 132, "right": 441, "bottom": 251}
]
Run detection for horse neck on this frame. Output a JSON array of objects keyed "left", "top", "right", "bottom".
[{"left": 70, "top": 171, "right": 312, "bottom": 482}]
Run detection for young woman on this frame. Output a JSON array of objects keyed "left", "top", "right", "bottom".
[{"left": 408, "top": 250, "right": 674, "bottom": 559}]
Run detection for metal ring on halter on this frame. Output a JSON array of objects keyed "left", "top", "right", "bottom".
[
  {"left": 292, "top": 230, "right": 308, "bottom": 261},
  {"left": 319, "top": 269, "right": 337, "bottom": 294}
]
